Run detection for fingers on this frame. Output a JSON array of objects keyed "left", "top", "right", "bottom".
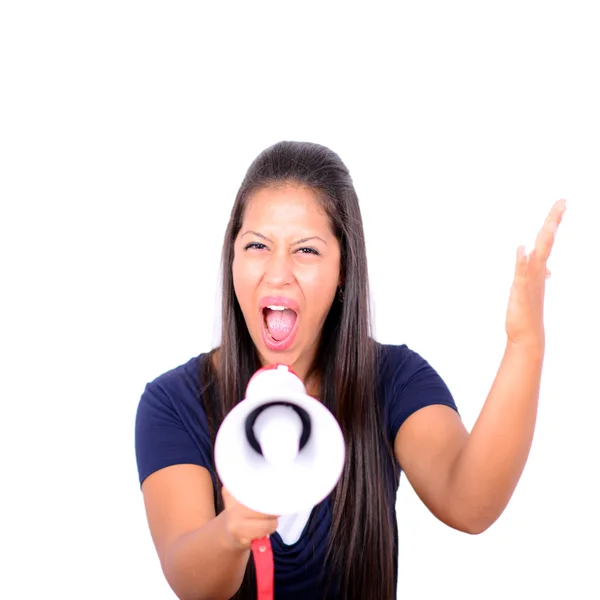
[
  {"left": 533, "top": 199, "right": 567, "bottom": 263},
  {"left": 221, "top": 486, "right": 280, "bottom": 549},
  {"left": 228, "top": 521, "right": 279, "bottom": 550},
  {"left": 238, "top": 516, "right": 279, "bottom": 536},
  {"left": 514, "top": 244, "right": 528, "bottom": 279},
  {"left": 247, "top": 519, "right": 279, "bottom": 543}
]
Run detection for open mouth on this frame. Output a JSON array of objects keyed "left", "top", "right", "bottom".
[{"left": 262, "top": 305, "right": 298, "bottom": 343}]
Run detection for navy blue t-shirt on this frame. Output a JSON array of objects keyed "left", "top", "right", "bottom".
[{"left": 135, "top": 343, "right": 458, "bottom": 598}]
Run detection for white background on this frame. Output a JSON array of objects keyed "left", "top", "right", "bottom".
[{"left": 1, "top": 1, "right": 599, "bottom": 598}]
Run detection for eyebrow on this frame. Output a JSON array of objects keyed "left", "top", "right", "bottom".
[{"left": 241, "top": 230, "right": 328, "bottom": 246}]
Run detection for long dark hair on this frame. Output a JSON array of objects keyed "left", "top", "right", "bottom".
[{"left": 200, "top": 141, "right": 397, "bottom": 599}]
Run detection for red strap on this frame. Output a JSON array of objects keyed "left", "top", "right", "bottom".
[{"left": 251, "top": 536, "right": 274, "bottom": 600}]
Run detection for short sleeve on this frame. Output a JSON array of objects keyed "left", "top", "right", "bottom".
[
  {"left": 134, "top": 377, "right": 214, "bottom": 487},
  {"left": 384, "top": 345, "right": 460, "bottom": 442}
]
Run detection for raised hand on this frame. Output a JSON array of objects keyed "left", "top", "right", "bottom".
[{"left": 505, "top": 199, "right": 567, "bottom": 350}]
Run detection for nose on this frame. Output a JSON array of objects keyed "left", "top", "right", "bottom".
[{"left": 264, "top": 250, "right": 294, "bottom": 287}]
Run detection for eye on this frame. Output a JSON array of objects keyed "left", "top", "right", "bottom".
[
  {"left": 244, "top": 242, "right": 267, "bottom": 251},
  {"left": 296, "top": 247, "right": 320, "bottom": 256}
]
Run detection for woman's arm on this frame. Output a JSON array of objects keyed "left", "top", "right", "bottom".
[
  {"left": 395, "top": 342, "right": 542, "bottom": 534},
  {"left": 451, "top": 340, "right": 543, "bottom": 530},
  {"left": 395, "top": 200, "right": 565, "bottom": 534},
  {"left": 142, "top": 464, "right": 250, "bottom": 600}
]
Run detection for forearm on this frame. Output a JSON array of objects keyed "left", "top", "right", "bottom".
[
  {"left": 450, "top": 341, "right": 544, "bottom": 532},
  {"left": 163, "top": 511, "right": 251, "bottom": 600}
]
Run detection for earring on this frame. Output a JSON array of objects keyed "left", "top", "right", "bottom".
[{"left": 337, "top": 286, "right": 344, "bottom": 303}]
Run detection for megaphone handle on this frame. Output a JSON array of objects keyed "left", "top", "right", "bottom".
[{"left": 251, "top": 536, "right": 274, "bottom": 600}]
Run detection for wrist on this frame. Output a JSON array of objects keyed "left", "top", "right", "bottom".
[
  {"left": 505, "top": 337, "right": 545, "bottom": 362},
  {"left": 217, "top": 510, "right": 252, "bottom": 554}
]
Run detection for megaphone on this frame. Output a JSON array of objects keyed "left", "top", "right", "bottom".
[
  {"left": 214, "top": 363, "right": 345, "bottom": 517},
  {"left": 214, "top": 364, "right": 345, "bottom": 599}
]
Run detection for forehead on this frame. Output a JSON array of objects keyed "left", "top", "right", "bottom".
[{"left": 242, "top": 185, "right": 330, "bottom": 227}]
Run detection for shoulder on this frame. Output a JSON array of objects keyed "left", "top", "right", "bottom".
[
  {"left": 374, "top": 341, "right": 458, "bottom": 443},
  {"left": 138, "top": 351, "right": 215, "bottom": 418},
  {"left": 144, "top": 353, "right": 205, "bottom": 401},
  {"left": 135, "top": 352, "right": 215, "bottom": 487},
  {"left": 374, "top": 342, "right": 431, "bottom": 387}
]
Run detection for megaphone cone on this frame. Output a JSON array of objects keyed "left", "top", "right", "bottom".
[{"left": 214, "top": 364, "right": 345, "bottom": 516}]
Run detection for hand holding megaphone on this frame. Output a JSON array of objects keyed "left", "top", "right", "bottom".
[
  {"left": 214, "top": 364, "right": 345, "bottom": 599},
  {"left": 221, "top": 486, "right": 279, "bottom": 550}
]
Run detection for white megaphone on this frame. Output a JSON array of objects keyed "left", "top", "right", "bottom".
[{"left": 214, "top": 363, "right": 346, "bottom": 518}]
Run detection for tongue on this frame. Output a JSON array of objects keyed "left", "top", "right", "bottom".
[{"left": 265, "top": 309, "right": 297, "bottom": 342}]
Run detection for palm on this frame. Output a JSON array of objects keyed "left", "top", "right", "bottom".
[{"left": 505, "top": 199, "right": 566, "bottom": 348}]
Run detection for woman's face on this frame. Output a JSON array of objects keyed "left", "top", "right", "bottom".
[{"left": 232, "top": 184, "right": 342, "bottom": 379}]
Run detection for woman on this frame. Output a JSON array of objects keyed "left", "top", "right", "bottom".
[{"left": 135, "top": 141, "right": 566, "bottom": 600}]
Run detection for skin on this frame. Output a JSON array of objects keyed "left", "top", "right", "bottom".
[
  {"left": 140, "top": 192, "right": 566, "bottom": 599},
  {"left": 231, "top": 184, "right": 343, "bottom": 391},
  {"left": 395, "top": 199, "right": 566, "bottom": 533}
]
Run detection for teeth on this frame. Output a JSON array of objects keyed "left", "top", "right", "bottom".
[{"left": 267, "top": 305, "right": 286, "bottom": 310}]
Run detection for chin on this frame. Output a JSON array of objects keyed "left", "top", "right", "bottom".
[{"left": 258, "top": 345, "right": 300, "bottom": 367}]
